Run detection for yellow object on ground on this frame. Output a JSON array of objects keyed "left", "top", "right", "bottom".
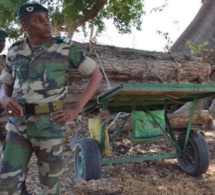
[{"left": 88, "top": 118, "right": 112, "bottom": 156}]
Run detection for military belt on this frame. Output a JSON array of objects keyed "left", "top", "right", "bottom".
[{"left": 23, "top": 101, "right": 63, "bottom": 115}]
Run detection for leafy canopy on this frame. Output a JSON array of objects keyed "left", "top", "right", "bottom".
[{"left": 0, "top": 0, "right": 145, "bottom": 40}]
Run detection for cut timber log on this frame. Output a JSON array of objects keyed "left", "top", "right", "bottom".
[
  {"left": 167, "top": 110, "right": 213, "bottom": 128},
  {"left": 106, "top": 110, "right": 213, "bottom": 133},
  {"left": 65, "top": 43, "right": 213, "bottom": 105}
]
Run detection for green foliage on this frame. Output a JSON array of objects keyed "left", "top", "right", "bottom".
[
  {"left": 62, "top": 0, "right": 144, "bottom": 36},
  {"left": 0, "top": 0, "right": 24, "bottom": 39},
  {"left": 156, "top": 30, "right": 173, "bottom": 51},
  {"left": 186, "top": 40, "right": 209, "bottom": 55},
  {"left": 150, "top": 0, "right": 168, "bottom": 13},
  {"left": 186, "top": 40, "right": 215, "bottom": 62},
  {"left": 0, "top": 0, "right": 145, "bottom": 40},
  {"left": 106, "top": 0, "right": 144, "bottom": 34}
]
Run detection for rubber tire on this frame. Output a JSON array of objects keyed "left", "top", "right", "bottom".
[
  {"left": 74, "top": 138, "right": 102, "bottom": 181},
  {"left": 177, "top": 131, "right": 210, "bottom": 176}
]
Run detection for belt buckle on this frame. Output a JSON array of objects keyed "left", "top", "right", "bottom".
[{"left": 49, "top": 102, "right": 56, "bottom": 112}]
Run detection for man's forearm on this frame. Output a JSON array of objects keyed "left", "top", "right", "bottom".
[
  {"left": 73, "top": 68, "right": 103, "bottom": 113},
  {"left": 0, "top": 83, "right": 13, "bottom": 102}
]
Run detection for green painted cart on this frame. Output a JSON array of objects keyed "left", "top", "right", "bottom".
[{"left": 73, "top": 83, "right": 215, "bottom": 181}]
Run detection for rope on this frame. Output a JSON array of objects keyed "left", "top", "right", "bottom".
[{"left": 93, "top": 45, "right": 112, "bottom": 90}]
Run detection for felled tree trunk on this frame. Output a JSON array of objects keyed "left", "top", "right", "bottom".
[
  {"left": 65, "top": 43, "right": 212, "bottom": 106},
  {"left": 64, "top": 43, "right": 214, "bottom": 130},
  {"left": 167, "top": 110, "right": 213, "bottom": 128},
  {"left": 106, "top": 110, "right": 213, "bottom": 133}
]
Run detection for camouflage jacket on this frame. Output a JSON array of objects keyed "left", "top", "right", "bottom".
[
  {"left": 0, "top": 54, "right": 6, "bottom": 114},
  {"left": 0, "top": 37, "right": 97, "bottom": 104},
  {"left": 0, "top": 54, "right": 6, "bottom": 78}
]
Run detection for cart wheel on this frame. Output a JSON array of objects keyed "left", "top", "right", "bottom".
[
  {"left": 177, "top": 131, "right": 210, "bottom": 176},
  {"left": 74, "top": 138, "right": 102, "bottom": 181}
]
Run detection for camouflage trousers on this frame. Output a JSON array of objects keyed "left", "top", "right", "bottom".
[
  {"left": 0, "top": 114, "right": 65, "bottom": 195},
  {"left": 0, "top": 106, "right": 7, "bottom": 145}
]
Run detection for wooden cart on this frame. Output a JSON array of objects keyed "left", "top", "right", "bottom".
[{"left": 73, "top": 83, "right": 215, "bottom": 181}]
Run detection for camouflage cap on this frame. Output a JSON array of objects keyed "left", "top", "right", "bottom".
[
  {"left": 17, "top": 2, "right": 48, "bottom": 19},
  {"left": 0, "top": 29, "right": 8, "bottom": 38}
]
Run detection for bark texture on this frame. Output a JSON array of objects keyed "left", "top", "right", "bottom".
[
  {"left": 107, "top": 110, "right": 213, "bottom": 132},
  {"left": 167, "top": 110, "right": 213, "bottom": 128},
  {"left": 170, "top": 0, "right": 215, "bottom": 129},
  {"left": 171, "top": 0, "right": 215, "bottom": 55},
  {"left": 65, "top": 43, "right": 212, "bottom": 106}
]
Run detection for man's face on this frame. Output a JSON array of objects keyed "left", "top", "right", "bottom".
[
  {"left": 23, "top": 12, "right": 52, "bottom": 39},
  {"left": 0, "top": 38, "right": 5, "bottom": 53}
]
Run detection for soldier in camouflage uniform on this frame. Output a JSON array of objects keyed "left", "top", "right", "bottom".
[
  {"left": 0, "top": 28, "right": 8, "bottom": 144},
  {"left": 0, "top": 29, "right": 29, "bottom": 195},
  {"left": 0, "top": 2, "right": 103, "bottom": 195}
]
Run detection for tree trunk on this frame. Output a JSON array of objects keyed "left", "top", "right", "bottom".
[
  {"left": 65, "top": 43, "right": 212, "bottom": 106},
  {"left": 170, "top": 0, "right": 215, "bottom": 129},
  {"left": 171, "top": 0, "right": 215, "bottom": 55},
  {"left": 107, "top": 110, "right": 213, "bottom": 133},
  {"left": 167, "top": 110, "right": 213, "bottom": 128}
]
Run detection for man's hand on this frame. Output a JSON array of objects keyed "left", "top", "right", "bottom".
[
  {"left": 51, "top": 67, "right": 103, "bottom": 125},
  {"left": 1, "top": 96, "right": 24, "bottom": 117},
  {"left": 51, "top": 108, "right": 80, "bottom": 125},
  {"left": 0, "top": 83, "right": 23, "bottom": 117}
]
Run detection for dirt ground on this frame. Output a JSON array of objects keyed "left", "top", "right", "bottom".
[{"left": 1, "top": 127, "right": 215, "bottom": 195}]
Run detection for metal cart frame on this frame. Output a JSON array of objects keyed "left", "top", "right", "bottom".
[{"left": 73, "top": 83, "right": 215, "bottom": 180}]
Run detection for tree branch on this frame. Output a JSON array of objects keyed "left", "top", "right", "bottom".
[{"left": 67, "top": 0, "right": 107, "bottom": 37}]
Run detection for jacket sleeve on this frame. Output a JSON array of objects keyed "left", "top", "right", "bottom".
[{"left": 67, "top": 44, "right": 97, "bottom": 76}]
